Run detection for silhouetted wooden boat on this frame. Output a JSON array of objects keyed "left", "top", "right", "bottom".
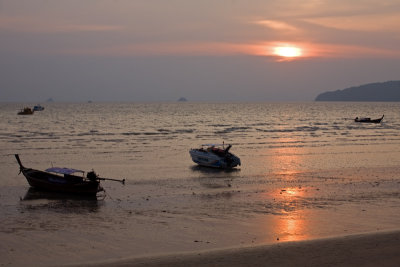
[
  {"left": 355, "top": 115, "right": 384, "bottom": 123},
  {"left": 18, "top": 107, "right": 34, "bottom": 115},
  {"left": 15, "top": 154, "right": 125, "bottom": 196}
]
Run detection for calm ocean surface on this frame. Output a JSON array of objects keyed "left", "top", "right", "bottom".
[
  {"left": 1, "top": 102, "right": 400, "bottom": 180},
  {"left": 1, "top": 102, "right": 400, "bottom": 265}
]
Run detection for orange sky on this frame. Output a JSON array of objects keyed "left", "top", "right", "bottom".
[{"left": 1, "top": 0, "right": 400, "bottom": 101}]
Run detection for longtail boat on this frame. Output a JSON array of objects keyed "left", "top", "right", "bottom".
[
  {"left": 355, "top": 115, "right": 384, "bottom": 123},
  {"left": 15, "top": 154, "right": 124, "bottom": 196},
  {"left": 18, "top": 107, "right": 34, "bottom": 115}
]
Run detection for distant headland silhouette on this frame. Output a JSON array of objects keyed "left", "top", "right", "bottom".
[{"left": 315, "top": 81, "right": 400, "bottom": 101}]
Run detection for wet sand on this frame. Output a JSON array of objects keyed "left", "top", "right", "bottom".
[
  {"left": 72, "top": 230, "right": 400, "bottom": 267},
  {"left": 1, "top": 165, "right": 400, "bottom": 267}
]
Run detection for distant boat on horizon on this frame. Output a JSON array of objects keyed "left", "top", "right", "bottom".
[
  {"left": 355, "top": 115, "right": 384, "bottom": 123},
  {"left": 33, "top": 104, "right": 44, "bottom": 111},
  {"left": 18, "top": 107, "right": 34, "bottom": 115}
]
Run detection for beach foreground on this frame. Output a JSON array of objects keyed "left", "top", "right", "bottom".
[{"left": 72, "top": 230, "right": 400, "bottom": 267}]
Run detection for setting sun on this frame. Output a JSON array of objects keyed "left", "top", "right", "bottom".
[{"left": 274, "top": 46, "right": 302, "bottom": 57}]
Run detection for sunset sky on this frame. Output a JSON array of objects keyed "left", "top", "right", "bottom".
[{"left": 1, "top": 0, "right": 400, "bottom": 102}]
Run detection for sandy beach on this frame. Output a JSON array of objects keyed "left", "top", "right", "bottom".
[{"left": 71, "top": 230, "right": 400, "bottom": 267}]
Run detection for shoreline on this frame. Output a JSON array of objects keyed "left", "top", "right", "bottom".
[{"left": 70, "top": 230, "right": 400, "bottom": 267}]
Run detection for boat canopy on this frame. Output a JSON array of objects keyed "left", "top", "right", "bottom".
[{"left": 45, "top": 167, "right": 84, "bottom": 175}]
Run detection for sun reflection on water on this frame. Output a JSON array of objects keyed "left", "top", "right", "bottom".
[
  {"left": 274, "top": 187, "right": 309, "bottom": 241},
  {"left": 269, "top": 138, "right": 305, "bottom": 176},
  {"left": 276, "top": 215, "right": 308, "bottom": 242},
  {"left": 259, "top": 138, "right": 312, "bottom": 242}
]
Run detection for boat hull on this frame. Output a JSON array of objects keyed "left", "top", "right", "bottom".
[
  {"left": 21, "top": 168, "right": 102, "bottom": 196},
  {"left": 33, "top": 105, "right": 44, "bottom": 111},
  {"left": 355, "top": 115, "right": 384, "bottom": 123},
  {"left": 189, "top": 149, "right": 241, "bottom": 168},
  {"left": 355, "top": 119, "right": 382, "bottom": 123},
  {"left": 18, "top": 108, "right": 34, "bottom": 115}
]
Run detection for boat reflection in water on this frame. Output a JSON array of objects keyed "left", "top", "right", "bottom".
[
  {"left": 190, "top": 165, "right": 240, "bottom": 174},
  {"left": 190, "top": 164, "right": 240, "bottom": 190},
  {"left": 20, "top": 187, "right": 101, "bottom": 214}
]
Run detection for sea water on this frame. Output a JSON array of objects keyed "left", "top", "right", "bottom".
[
  {"left": 1, "top": 102, "right": 400, "bottom": 265},
  {"left": 2, "top": 102, "right": 400, "bottom": 178}
]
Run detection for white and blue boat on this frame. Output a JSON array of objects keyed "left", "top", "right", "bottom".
[
  {"left": 33, "top": 104, "right": 45, "bottom": 111},
  {"left": 189, "top": 143, "right": 241, "bottom": 169}
]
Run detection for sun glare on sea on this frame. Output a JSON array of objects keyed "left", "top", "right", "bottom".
[{"left": 274, "top": 46, "right": 302, "bottom": 58}]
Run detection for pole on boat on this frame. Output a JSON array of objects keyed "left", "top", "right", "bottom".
[
  {"left": 98, "top": 177, "right": 126, "bottom": 184},
  {"left": 14, "top": 154, "right": 25, "bottom": 172},
  {"left": 87, "top": 170, "right": 125, "bottom": 184}
]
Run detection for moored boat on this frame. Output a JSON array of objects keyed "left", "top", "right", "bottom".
[
  {"left": 189, "top": 143, "right": 241, "bottom": 169},
  {"left": 355, "top": 114, "right": 384, "bottom": 123},
  {"left": 18, "top": 107, "right": 34, "bottom": 115},
  {"left": 15, "top": 154, "right": 124, "bottom": 196},
  {"left": 33, "top": 104, "right": 44, "bottom": 111}
]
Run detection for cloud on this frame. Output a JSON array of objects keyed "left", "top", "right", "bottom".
[
  {"left": 254, "top": 20, "right": 299, "bottom": 32},
  {"left": 303, "top": 13, "right": 400, "bottom": 32},
  {"left": 57, "top": 42, "right": 251, "bottom": 57},
  {"left": 0, "top": 16, "right": 122, "bottom": 33},
  {"left": 55, "top": 39, "right": 400, "bottom": 61},
  {"left": 2, "top": 1, "right": 400, "bottom": 61},
  {"left": 316, "top": 43, "right": 400, "bottom": 58}
]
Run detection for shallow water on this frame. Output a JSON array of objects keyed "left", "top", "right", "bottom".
[{"left": 1, "top": 102, "right": 400, "bottom": 266}]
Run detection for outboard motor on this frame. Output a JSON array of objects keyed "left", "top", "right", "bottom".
[
  {"left": 87, "top": 171, "right": 98, "bottom": 182},
  {"left": 225, "top": 154, "right": 233, "bottom": 167},
  {"left": 224, "top": 144, "right": 232, "bottom": 153}
]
